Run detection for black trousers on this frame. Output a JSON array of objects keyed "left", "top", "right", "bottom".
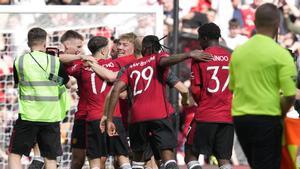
[{"left": 234, "top": 115, "right": 282, "bottom": 169}]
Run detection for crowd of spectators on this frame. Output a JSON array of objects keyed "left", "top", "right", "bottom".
[{"left": 0, "top": 0, "right": 300, "bottom": 167}]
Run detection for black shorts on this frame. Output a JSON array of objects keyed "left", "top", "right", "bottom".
[
  {"left": 143, "top": 140, "right": 161, "bottom": 161},
  {"left": 234, "top": 115, "right": 282, "bottom": 169},
  {"left": 143, "top": 114, "right": 177, "bottom": 161},
  {"left": 86, "top": 120, "right": 108, "bottom": 159},
  {"left": 108, "top": 117, "right": 129, "bottom": 156},
  {"left": 185, "top": 121, "right": 234, "bottom": 160},
  {"left": 9, "top": 118, "right": 62, "bottom": 159},
  {"left": 129, "top": 118, "right": 177, "bottom": 154},
  {"left": 71, "top": 119, "right": 86, "bottom": 149}
]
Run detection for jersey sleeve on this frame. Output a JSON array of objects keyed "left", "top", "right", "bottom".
[
  {"left": 190, "top": 60, "right": 202, "bottom": 102},
  {"left": 67, "top": 63, "right": 82, "bottom": 79},
  {"left": 279, "top": 52, "right": 297, "bottom": 96},
  {"left": 156, "top": 52, "right": 169, "bottom": 65},
  {"left": 191, "top": 60, "right": 202, "bottom": 86}
]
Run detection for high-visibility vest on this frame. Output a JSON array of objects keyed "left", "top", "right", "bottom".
[{"left": 14, "top": 51, "right": 70, "bottom": 122}]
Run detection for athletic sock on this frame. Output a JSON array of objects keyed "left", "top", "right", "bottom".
[
  {"left": 132, "top": 161, "right": 144, "bottom": 169},
  {"left": 120, "top": 162, "right": 132, "bottom": 169},
  {"left": 164, "top": 160, "right": 178, "bottom": 169},
  {"left": 187, "top": 160, "right": 202, "bottom": 169},
  {"left": 219, "top": 164, "right": 232, "bottom": 169}
]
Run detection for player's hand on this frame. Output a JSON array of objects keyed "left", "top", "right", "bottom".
[
  {"left": 99, "top": 116, "right": 107, "bottom": 133},
  {"left": 189, "top": 50, "right": 212, "bottom": 62},
  {"left": 107, "top": 121, "right": 118, "bottom": 136},
  {"left": 81, "top": 55, "right": 96, "bottom": 63},
  {"left": 181, "top": 92, "right": 190, "bottom": 107}
]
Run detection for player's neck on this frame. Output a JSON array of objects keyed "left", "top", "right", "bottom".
[
  {"left": 94, "top": 53, "right": 106, "bottom": 60},
  {"left": 256, "top": 28, "right": 277, "bottom": 39},
  {"left": 30, "top": 45, "right": 46, "bottom": 52},
  {"left": 135, "top": 54, "right": 142, "bottom": 59},
  {"left": 205, "top": 41, "right": 219, "bottom": 49}
]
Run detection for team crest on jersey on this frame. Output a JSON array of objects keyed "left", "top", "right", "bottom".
[
  {"left": 83, "top": 67, "right": 93, "bottom": 71},
  {"left": 71, "top": 64, "right": 78, "bottom": 71}
]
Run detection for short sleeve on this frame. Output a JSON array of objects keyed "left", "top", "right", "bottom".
[
  {"left": 156, "top": 52, "right": 169, "bottom": 65},
  {"left": 191, "top": 60, "right": 201, "bottom": 86},
  {"left": 68, "top": 63, "right": 82, "bottom": 79},
  {"left": 279, "top": 53, "right": 297, "bottom": 96}
]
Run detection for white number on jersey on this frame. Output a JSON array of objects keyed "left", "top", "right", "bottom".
[
  {"left": 130, "top": 66, "right": 154, "bottom": 96},
  {"left": 91, "top": 72, "right": 107, "bottom": 94},
  {"left": 206, "top": 66, "right": 229, "bottom": 93}
]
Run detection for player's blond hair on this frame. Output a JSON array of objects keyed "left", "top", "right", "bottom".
[{"left": 119, "top": 32, "right": 137, "bottom": 44}]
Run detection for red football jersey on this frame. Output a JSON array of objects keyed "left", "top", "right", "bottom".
[
  {"left": 191, "top": 46, "right": 232, "bottom": 123},
  {"left": 64, "top": 59, "right": 82, "bottom": 75},
  {"left": 79, "top": 59, "right": 120, "bottom": 121},
  {"left": 115, "top": 54, "right": 136, "bottom": 67},
  {"left": 66, "top": 60, "right": 88, "bottom": 120},
  {"left": 114, "top": 54, "right": 137, "bottom": 118},
  {"left": 119, "top": 54, "right": 170, "bottom": 123}
]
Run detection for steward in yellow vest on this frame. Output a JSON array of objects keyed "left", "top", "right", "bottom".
[{"left": 8, "top": 27, "right": 71, "bottom": 169}]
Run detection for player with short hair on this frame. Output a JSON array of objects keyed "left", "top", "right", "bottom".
[
  {"left": 105, "top": 35, "right": 211, "bottom": 169},
  {"left": 185, "top": 23, "right": 233, "bottom": 169},
  {"left": 69, "top": 35, "right": 119, "bottom": 169},
  {"left": 9, "top": 27, "right": 71, "bottom": 169},
  {"left": 87, "top": 32, "right": 140, "bottom": 169},
  {"left": 59, "top": 30, "right": 87, "bottom": 169}
]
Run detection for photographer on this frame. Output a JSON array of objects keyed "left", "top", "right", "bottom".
[{"left": 8, "top": 27, "right": 71, "bottom": 169}]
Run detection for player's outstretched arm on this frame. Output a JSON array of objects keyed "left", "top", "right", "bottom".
[
  {"left": 106, "top": 80, "right": 127, "bottom": 136},
  {"left": 59, "top": 53, "right": 89, "bottom": 64},
  {"left": 159, "top": 50, "right": 212, "bottom": 67},
  {"left": 88, "top": 61, "right": 118, "bottom": 82},
  {"left": 174, "top": 82, "right": 190, "bottom": 106}
]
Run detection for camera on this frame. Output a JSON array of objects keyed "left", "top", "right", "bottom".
[{"left": 46, "top": 47, "right": 59, "bottom": 57}]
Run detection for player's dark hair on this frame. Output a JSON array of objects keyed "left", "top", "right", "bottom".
[
  {"left": 142, "top": 35, "right": 163, "bottom": 55},
  {"left": 60, "top": 30, "right": 84, "bottom": 43},
  {"left": 87, "top": 36, "right": 108, "bottom": 55},
  {"left": 255, "top": 3, "right": 280, "bottom": 28},
  {"left": 27, "top": 27, "right": 47, "bottom": 48},
  {"left": 113, "top": 38, "right": 119, "bottom": 44},
  {"left": 197, "top": 22, "right": 221, "bottom": 40}
]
